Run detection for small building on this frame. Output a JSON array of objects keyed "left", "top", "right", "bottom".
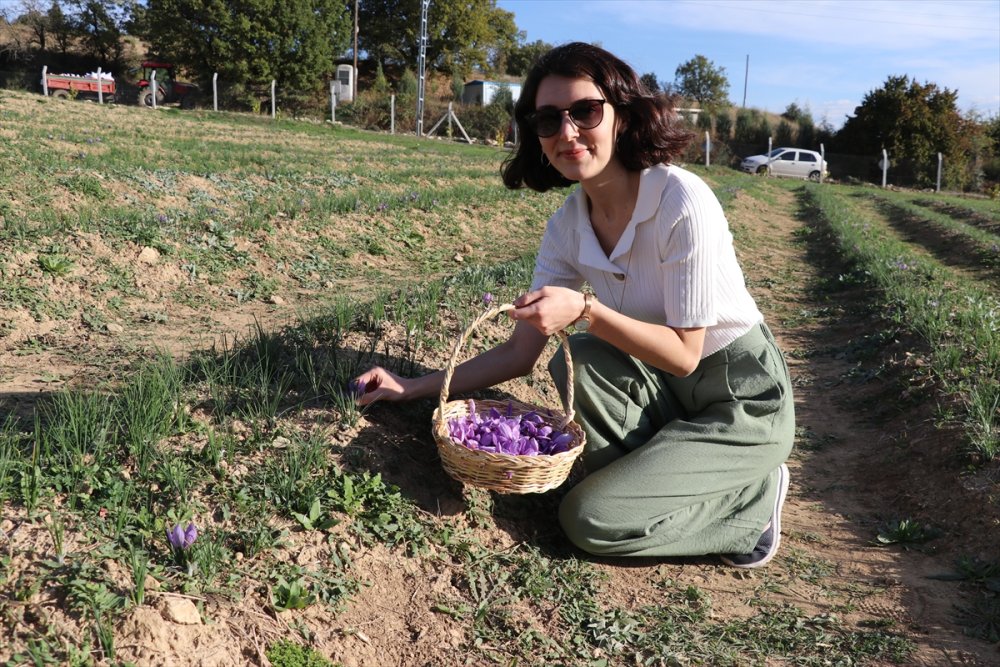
[{"left": 462, "top": 80, "right": 522, "bottom": 106}]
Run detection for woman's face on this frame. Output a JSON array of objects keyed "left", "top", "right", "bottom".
[{"left": 534, "top": 75, "right": 620, "bottom": 184}]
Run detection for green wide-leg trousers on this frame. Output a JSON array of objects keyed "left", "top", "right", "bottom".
[{"left": 550, "top": 323, "right": 795, "bottom": 558}]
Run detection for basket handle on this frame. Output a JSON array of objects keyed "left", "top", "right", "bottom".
[{"left": 438, "top": 303, "right": 576, "bottom": 428}]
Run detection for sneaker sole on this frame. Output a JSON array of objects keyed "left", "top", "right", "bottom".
[{"left": 721, "top": 463, "right": 790, "bottom": 569}]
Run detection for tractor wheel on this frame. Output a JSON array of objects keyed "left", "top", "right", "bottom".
[
  {"left": 180, "top": 94, "right": 198, "bottom": 110},
  {"left": 139, "top": 87, "right": 164, "bottom": 107},
  {"left": 51, "top": 89, "right": 70, "bottom": 100}
]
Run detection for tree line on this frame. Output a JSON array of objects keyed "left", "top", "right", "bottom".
[{"left": 2, "top": 0, "right": 998, "bottom": 192}]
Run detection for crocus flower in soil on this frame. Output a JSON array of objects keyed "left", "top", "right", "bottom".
[
  {"left": 348, "top": 376, "right": 381, "bottom": 399},
  {"left": 166, "top": 522, "right": 198, "bottom": 550},
  {"left": 482, "top": 293, "right": 494, "bottom": 306}
]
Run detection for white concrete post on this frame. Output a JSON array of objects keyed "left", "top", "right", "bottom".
[
  {"left": 42, "top": 65, "right": 48, "bottom": 97},
  {"left": 767, "top": 136, "right": 773, "bottom": 175},
  {"left": 391, "top": 94, "right": 396, "bottom": 134},
  {"left": 704, "top": 131, "right": 710, "bottom": 167},
  {"left": 820, "top": 144, "right": 825, "bottom": 184},
  {"left": 213, "top": 73, "right": 218, "bottom": 111},
  {"left": 151, "top": 71, "right": 157, "bottom": 109},
  {"left": 330, "top": 81, "right": 336, "bottom": 123},
  {"left": 270, "top": 79, "right": 276, "bottom": 118},
  {"left": 97, "top": 67, "right": 103, "bottom": 104},
  {"left": 881, "top": 149, "right": 888, "bottom": 188},
  {"left": 936, "top": 153, "right": 943, "bottom": 193}
]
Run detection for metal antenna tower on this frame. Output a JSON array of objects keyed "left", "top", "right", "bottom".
[{"left": 416, "top": 0, "right": 430, "bottom": 136}]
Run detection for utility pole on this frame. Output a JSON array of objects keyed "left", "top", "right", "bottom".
[
  {"left": 742, "top": 54, "right": 748, "bottom": 108},
  {"left": 353, "top": 0, "right": 359, "bottom": 101}
]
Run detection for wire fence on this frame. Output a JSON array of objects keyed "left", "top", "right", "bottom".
[{"left": 5, "top": 64, "right": 995, "bottom": 196}]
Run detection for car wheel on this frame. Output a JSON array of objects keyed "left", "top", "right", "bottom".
[
  {"left": 756, "top": 165, "right": 768, "bottom": 175},
  {"left": 808, "top": 170, "right": 821, "bottom": 182}
]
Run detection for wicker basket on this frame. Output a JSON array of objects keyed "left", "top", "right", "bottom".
[{"left": 431, "top": 303, "right": 586, "bottom": 494}]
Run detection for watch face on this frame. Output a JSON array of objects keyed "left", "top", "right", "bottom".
[{"left": 573, "top": 318, "right": 590, "bottom": 332}]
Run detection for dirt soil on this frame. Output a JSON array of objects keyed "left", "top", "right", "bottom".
[{"left": 2, "top": 180, "right": 998, "bottom": 666}]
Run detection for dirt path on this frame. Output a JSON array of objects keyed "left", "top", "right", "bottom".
[{"left": 731, "top": 183, "right": 997, "bottom": 665}]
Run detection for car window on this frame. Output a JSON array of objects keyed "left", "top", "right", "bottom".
[
  {"left": 800, "top": 153, "right": 816, "bottom": 163},
  {"left": 779, "top": 152, "right": 797, "bottom": 161},
  {"left": 767, "top": 148, "right": 784, "bottom": 157}
]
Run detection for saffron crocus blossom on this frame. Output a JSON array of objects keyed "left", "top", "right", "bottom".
[
  {"left": 166, "top": 522, "right": 198, "bottom": 550},
  {"left": 348, "top": 376, "right": 381, "bottom": 399},
  {"left": 447, "top": 400, "right": 574, "bottom": 456},
  {"left": 482, "top": 293, "right": 494, "bottom": 306}
]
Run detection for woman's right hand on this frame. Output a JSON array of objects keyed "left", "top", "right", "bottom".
[{"left": 349, "top": 366, "right": 410, "bottom": 406}]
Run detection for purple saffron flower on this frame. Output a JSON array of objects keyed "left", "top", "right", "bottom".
[
  {"left": 167, "top": 522, "right": 198, "bottom": 550},
  {"left": 482, "top": 293, "right": 494, "bottom": 306},
  {"left": 348, "top": 376, "right": 381, "bottom": 399}
]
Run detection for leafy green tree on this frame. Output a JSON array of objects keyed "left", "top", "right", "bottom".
[
  {"left": 503, "top": 37, "right": 551, "bottom": 76},
  {"left": 15, "top": 0, "right": 49, "bottom": 51},
  {"left": 674, "top": 54, "right": 729, "bottom": 110},
  {"left": 48, "top": 0, "right": 73, "bottom": 55},
  {"left": 714, "top": 111, "right": 732, "bottom": 140},
  {"left": 797, "top": 114, "right": 815, "bottom": 148},
  {"left": 834, "top": 74, "right": 964, "bottom": 187},
  {"left": 141, "top": 0, "right": 351, "bottom": 98},
  {"left": 781, "top": 102, "right": 804, "bottom": 122},
  {"left": 358, "top": 0, "right": 518, "bottom": 77},
  {"left": 639, "top": 72, "right": 659, "bottom": 94},
  {"left": 776, "top": 119, "right": 793, "bottom": 146},
  {"left": 373, "top": 62, "right": 391, "bottom": 95},
  {"left": 68, "top": 0, "right": 128, "bottom": 65},
  {"left": 398, "top": 67, "right": 417, "bottom": 96}
]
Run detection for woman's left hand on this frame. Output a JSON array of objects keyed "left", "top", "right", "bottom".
[{"left": 509, "top": 286, "right": 586, "bottom": 335}]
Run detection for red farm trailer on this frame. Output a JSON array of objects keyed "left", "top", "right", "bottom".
[{"left": 43, "top": 70, "right": 116, "bottom": 103}]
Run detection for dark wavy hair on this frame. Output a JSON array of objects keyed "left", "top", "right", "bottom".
[{"left": 501, "top": 42, "right": 694, "bottom": 192}]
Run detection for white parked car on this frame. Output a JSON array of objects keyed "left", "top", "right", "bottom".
[{"left": 740, "top": 147, "right": 828, "bottom": 181}]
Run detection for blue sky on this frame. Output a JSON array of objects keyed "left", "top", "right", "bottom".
[{"left": 496, "top": 0, "right": 1000, "bottom": 128}]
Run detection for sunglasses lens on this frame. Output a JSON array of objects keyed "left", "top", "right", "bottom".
[
  {"left": 527, "top": 100, "right": 605, "bottom": 137},
  {"left": 569, "top": 101, "right": 603, "bottom": 129},
  {"left": 530, "top": 111, "right": 562, "bottom": 137}
]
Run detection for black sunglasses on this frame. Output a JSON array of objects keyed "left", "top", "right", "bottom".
[{"left": 525, "top": 98, "right": 606, "bottom": 138}]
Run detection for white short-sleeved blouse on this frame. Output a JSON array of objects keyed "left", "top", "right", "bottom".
[{"left": 530, "top": 164, "right": 762, "bottom": 358}]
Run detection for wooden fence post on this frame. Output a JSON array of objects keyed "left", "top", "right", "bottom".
[{"left": 213, "top": 73, "right": 218, "bottom": 111}]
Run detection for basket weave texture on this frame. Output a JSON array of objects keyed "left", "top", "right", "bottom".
[{"left": 432, "top": 304, "right": 586, "bottom": 494}]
